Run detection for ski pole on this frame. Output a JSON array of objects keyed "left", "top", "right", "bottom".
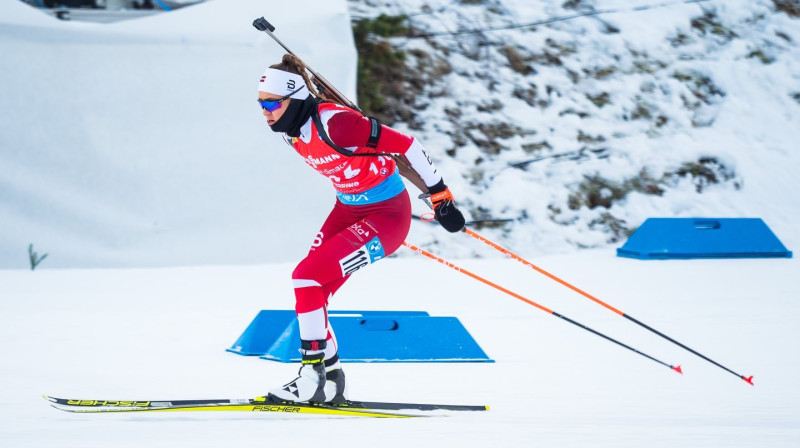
[
  {"left": 252, "top": 17, "right": 362, "bottom": 113},
  {"left": 460, "top": 227, "right": 754, "bottom": 386},
  {"left": 402, "top": 241, "right": 683, "bottom": 375}
]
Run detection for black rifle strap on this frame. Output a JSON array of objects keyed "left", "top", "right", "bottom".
[
  {"left": 309, "top": 103, "right": 431, "bottom": 194},
  {"left": 366, "top": 116, "right": 381, "bottom": 148},
  {"left": 311, "top": 105, "right": 391, "bottom": 158}
]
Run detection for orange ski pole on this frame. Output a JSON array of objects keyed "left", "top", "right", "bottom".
[
  {"left": 402, "top": 241, "right": 682, "bottom": 374},
  {"left": 461, "top": 227, "right": 754, "bottom": 386}
]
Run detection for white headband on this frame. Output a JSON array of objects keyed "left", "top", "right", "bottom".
[{"left": 258, "top": 68, "right": 308, "bottom": 98}]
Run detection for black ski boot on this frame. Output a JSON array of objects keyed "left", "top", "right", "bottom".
[{"left": 324, "top": 367, "right": 348, "bottom": 404}]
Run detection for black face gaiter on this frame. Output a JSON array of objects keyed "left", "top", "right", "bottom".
[{"left": 269, "top": 95, "right": 316, "bottom": 137}]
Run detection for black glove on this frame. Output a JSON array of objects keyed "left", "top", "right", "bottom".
[{"left": 428, "top": 180, "right": 466, "bottom": 233}]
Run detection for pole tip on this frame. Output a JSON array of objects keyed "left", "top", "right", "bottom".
[
  {"left": 672, "top": 365, "right": 683, "bottom": 374},
  {"left": 743, "top": 375, "right": 754, "bottom": 386}
]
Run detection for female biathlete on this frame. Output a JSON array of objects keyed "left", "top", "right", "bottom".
[{"left": 258, "top": 54, "right": 465, "bottom": 404}]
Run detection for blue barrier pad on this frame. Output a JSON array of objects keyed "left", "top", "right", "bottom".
[
  {"left": 617, "top": 218, "right": 792, "bottom": 260},
  {"left": 227, "top": 310, "right": 493, "bottom": 363}
]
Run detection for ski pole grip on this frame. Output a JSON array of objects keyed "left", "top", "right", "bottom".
[{"left": 252, "top": 17, "right": 275, "bottom": 33}]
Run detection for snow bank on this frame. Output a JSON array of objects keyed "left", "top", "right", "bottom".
[{"left": 0, "top": 0, "right": 356, "bottom": 269}]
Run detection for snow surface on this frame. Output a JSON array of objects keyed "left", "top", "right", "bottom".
[{"left": 2, "top": 253, "right": 799, "bottom": 446}]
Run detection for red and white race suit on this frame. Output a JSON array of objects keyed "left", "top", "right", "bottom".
[{"left": 283, "top": 102, "right": 441, "bottom": 359}]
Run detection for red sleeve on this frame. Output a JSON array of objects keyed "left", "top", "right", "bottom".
[{"left": 327, "top": 110, "right": 413, "bottom": 154}]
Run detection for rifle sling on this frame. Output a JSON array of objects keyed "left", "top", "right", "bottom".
[{"left": 310, "top": 106, "right": 429, "bottom": 193}]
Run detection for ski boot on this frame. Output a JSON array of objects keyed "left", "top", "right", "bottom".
[
  {"left": 323, "top": 360, "right": 348, "bottom": 404},
  {"left": 268, "top": 339, "right": 327, "bottom": 403}
]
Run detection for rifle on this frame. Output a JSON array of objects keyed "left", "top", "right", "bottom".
[{"left": 252, "top": 17, "right": 429, "bottom": 194}]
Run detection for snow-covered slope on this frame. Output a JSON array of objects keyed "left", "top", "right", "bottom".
[
  {"left": 349, "top": 0, "right": 800, "bottom": 257},
  {"left": 1, "top": 0, "right": 797, "bottom": 270},
  {"left": 0, "top": 0, "right": 355, "bottom": 269}
]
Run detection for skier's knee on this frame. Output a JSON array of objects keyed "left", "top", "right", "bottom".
[{"left": 292, "top": 257, "right": 314, "bottom": 281}]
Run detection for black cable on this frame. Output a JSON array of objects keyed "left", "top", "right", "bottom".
[{"left": 406, "top": 0, "right": 712, "bottom": 38}]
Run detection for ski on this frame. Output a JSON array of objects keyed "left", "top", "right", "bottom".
[{"left": 43, "top": 395, "right": 488, "bottom": 418}]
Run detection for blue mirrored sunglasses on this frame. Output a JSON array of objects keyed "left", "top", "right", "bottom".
[{"left": 258, "top": 85, "right": 306, "bottom": 112}]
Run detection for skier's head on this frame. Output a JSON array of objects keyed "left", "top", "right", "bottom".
[{"left": 258, "top": 54, "right": 318, "bottom": 134}]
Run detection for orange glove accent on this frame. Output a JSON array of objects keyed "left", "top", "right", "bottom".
[{"left": 430, "top": 188, "right": 455, "bottom": 209}]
